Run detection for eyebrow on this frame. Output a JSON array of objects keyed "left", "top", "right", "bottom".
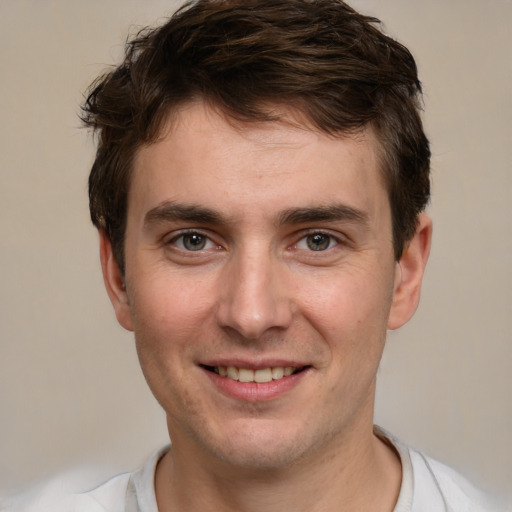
[
  {"left": 144, "top": 201, "right": 369, "bottom": 229},
  {"left": 144, "top": 201, "right": 226, "bottom": 228},
  {"left": 277, "top": 204, "right": 369, "bottom": 227}
]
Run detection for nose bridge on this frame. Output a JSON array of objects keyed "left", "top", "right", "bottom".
[{"left": 216, "top": 242, "right": 292, "bottom": 339}]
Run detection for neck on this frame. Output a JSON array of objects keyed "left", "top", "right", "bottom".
[{"left": 155, "top": 424, "right": 401, "bottom": 512}]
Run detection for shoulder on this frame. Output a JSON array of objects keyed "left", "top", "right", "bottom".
[
  {"left": 0, "top": 469, "right": 131, "bottom": 512},
  {"left": 375, "top": 427, "right": 511, "bottom": 512},
  {"left": 1, "top": 447, "right": 167, "bottom": 512},
  {"left": 410, "top": 449, "right": 509, "bottom": 511}
]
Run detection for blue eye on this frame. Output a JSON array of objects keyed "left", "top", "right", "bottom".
[
  {"left": 296, "top": 233, "right": 338, "bottom": 251},
  {"left": 173, "top": 233, "right": 214, "bottom": 251},
  {"left": 307, "top": 233, "right": 330, "bottom": 251}
]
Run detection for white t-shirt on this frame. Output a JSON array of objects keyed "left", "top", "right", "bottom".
[{"left": 2, "top": 429, "right": 509, "bottom": 512}]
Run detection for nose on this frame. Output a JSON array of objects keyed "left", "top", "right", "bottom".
[{"left": 215, "top": 248, "right": 294, "bottom": 340}]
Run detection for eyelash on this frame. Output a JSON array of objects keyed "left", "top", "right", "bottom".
[
  {"left": 292, "top": 231, "right": 341, "bottom": 252},
  {"left": 167, "top": 230, "right": 220, "bottom": 252},
  {"left": 166, "top": 229, "right": 344, "bottom": 254}
]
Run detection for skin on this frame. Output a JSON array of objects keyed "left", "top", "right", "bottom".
[{"left": 101, "top": 101, "right": 431, "bottom": 512}]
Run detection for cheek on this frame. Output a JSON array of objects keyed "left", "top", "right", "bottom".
[
  {"left": 128, "top": 278, "right": 213, "bottom": 413},
  {"left": 295, "top": 265, "right": 395, "bottom": 344},
  {"left": 129, "top": 271, "right": 216, "bottom": 342},
  {"left": 126, "top": 279, "right": 215, "bottom": 402}
]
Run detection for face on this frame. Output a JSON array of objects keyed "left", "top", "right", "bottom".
[{"left": 102, "top": 101, "right": 430, "bottom": 469}]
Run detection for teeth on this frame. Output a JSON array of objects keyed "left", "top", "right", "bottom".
[
  {"left": 271, "top": 367, "right": 284, "bottom": 379},
  {"left": 214, "top": 366, "right": 299, "bottom": 382},
  {"left": 254, "top": 368, "right": 272, "bottom": 383},
  {"left": 226, "top": 366, "right": 239, "bottom": 380},
  {"left": 284, "top": 366, "right": 294, "bottom": 376},
  {"left": 238, "top": 368, "right": 254, "bottom": 383}
]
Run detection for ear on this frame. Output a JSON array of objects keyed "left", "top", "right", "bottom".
[
  {"left": 99, "top": 230, "right": 134, "bottom": 332},
  {"left": 388, "top": 213, "right": 432, "bottom": 330}
]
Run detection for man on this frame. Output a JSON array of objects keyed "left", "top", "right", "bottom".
[{"left": 2, "top": 1, "right": 506, "bottom": 511}]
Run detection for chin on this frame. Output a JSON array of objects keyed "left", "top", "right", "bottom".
[
  {"left": 191, "top": 418, "right": 333, "bottom": 471},
  {"left": 213, "top": 442, "right": 306, "bottom": 470}
]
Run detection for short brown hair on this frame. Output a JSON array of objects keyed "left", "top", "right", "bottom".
[{"left": 82, "top": 0, "right": 430, "bottom": 272}]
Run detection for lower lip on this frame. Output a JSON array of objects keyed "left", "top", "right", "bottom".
[{"left": 202, "top": 368, "right": 310, "bottom": 402}]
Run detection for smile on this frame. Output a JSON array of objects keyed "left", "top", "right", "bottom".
[{"left": 203, "top": 365, "right": 303, "bottom": 383}]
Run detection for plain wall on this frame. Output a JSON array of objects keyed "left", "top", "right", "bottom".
[{"left": 1, "top": 0, "right": 510, "bottom": 498}]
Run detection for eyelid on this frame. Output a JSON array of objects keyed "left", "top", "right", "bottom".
[
  {"left": 166, "top": 229, "right": 222, "bottom": 251},
  {"left": 291, "top": 229, "right": 346, "bottom": 250}
]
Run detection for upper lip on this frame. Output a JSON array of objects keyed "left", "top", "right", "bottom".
[{"left": 199, "top": 358, "right": 310, "bottom": 370}]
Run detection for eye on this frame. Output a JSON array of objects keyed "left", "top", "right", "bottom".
[
  {"left": 172, "top": 232, "right": 216, "bottom": 251},
  {"left": 296, "top": 232, "right": 338, "bottom": 252}
]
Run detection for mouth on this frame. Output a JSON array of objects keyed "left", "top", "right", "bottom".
[{"left": 201, "top": 365, "right": 308, "bottom": 383}]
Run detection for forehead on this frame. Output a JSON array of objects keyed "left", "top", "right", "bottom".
[{"left": 130, "top": 101, "right": 388, "bottom": 222}]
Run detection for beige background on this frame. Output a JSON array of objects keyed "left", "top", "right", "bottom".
[{"left": 1, "top": 0, "right": 510, "bottom": 499}]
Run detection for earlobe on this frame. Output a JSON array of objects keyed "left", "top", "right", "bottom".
[
  {"left": 99, "top": 230, "right": 134, "bottom": 332},
  {"left": 388, "top": 214, "right": 432, "bottom": 330}
]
